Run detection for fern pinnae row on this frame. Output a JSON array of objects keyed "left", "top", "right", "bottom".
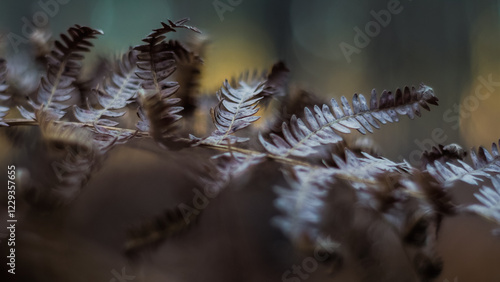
[
  {"left": 133, "top": 19, "right": 200, "bottom": 144},
  {"left": 197, "top": 74, "right": 267, "bottom": 145},
  {"left": 74, "top": 49, "right": 141, "bottom": 126},
  {"left": 260, "top": 84, "right": 439, "bottom": 157},
  {"left": 216, "top": 80, "right": 265, "bottom": 144},
  {"left": 40, "top": 25, "right": 103, "bottom": 117},
  {"left": 426, "top": 139, "right": 500, "bottom": 186},
  {"left": 328, "top": 149, "right": 411, "bottom": 189},
  {"left": 273, "top": 165, "right": 336, "bottom": 243},
  {"left": 465, "top": 174, "right": 500, "bottom": 234}
]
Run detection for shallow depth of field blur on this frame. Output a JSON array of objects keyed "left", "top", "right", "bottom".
[
  {"left": 1, "top": 0, "right": 500, "bottom": 281},
  {"left": 1, "top": 0, "right": 500, "bottom": 158}
]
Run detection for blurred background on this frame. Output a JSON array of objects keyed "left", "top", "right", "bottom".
[
  {"left": 1, "top": 0, "right": 500, "bottom": 158},
  {"left": 1, "top": 0, "right": 500, "bottom": 281}
]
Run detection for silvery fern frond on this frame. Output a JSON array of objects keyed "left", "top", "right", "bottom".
[
  {"left": 36, "top": 111, "right": 111, "bottom": 205},
  {"left": 73, "top": 49, "right": 141, "bottom": 127},
  {"left": 259, "top": 84, "right": 438, "bottom": 157},
  {"left": 200, "top": 75, "right": 266, "bottom": 145},
  {"left": 0, "top": 59, "right": 10, "bottom": 126},
  {"left": 466, "top": 175, "right": 500, "bottom": 235},
  {"left": 22, "top": 25, "right": 102, "bottom": 119},
  {"left": 207, "top": 151, "right": 266, "bottom": 193},
  {"left": 426, "top": 140, "right": 500, "bottom": 186},
  {"left": 331, "top": 149, "right": 411, "bottom": 190},
  {"left": 272, "top": 165, "right": 336, "bottom": 245}
]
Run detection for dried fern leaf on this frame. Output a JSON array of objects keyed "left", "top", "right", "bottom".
[
  {"left": 136, "top": 89, "right": 183, "bottom": 144},
  {"left": 259, "top": 84, "right": 438, "bottom": 157},
  {"left": 37, "top": 111, "right": 102, "bottom": 204},
  {"left": 200, "top": 75, "right": 267, "bottom": 145},
  {"left": 74, "top": 49, "right": 140, "bottom": 127},
  {"left": 330, "top": 149, "right": 411, "bottom": 190},
  {"left": 134, "top": 20, "right": 199, "bottom": 144},
  {"left": 148, "top": 18, "right": 201, "bottom": 39},
  {"left": 92, "top": 124, "right": 136, "bottom": 151},
  {"left": 426, "top": 140, "right": 500, "bottom": 186},
  {"left": 30, "top": 25, "right": 102, "bottom": 119},
  {"left": 0, "top": 59, "right": 10, "bottom": 126},
  {"left": 272, "top": 165, "right": 336, "bottom": 245},
  {"left": 421, "top": 143, "right": 467, "bottom": 167},
  {"left": 167, "top": 39, "right": 204, "bottom": 114},
  {"left": 207, "top": 151, "right": 266, "bottom": 192},
  {"left": 465, "top": 174, "right": 500, "bottom": 235}
]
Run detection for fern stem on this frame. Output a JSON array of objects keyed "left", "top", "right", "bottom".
[
  {"left": 3, "top": 118, "right": 149, "bottom": 137},
  {"left": 2, "top": 118, "right": 379, "bottom": 184}
]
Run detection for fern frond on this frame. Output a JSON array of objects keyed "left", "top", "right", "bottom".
[
  {"left": 466, "top": 175, "right": 500, "bottom": 235},
  {"left": 136, "top": 89, "right": 183, "bottom": 144},
  {"left": 421, "top": 143, "right": 467, "bottom": 167},
  {"left": 259, "top": 84, "right": 438, "bottom": 157},
  {"left": 272, "top": 165, "right": 336, "bottom": 245},
  {"left": 0, "top": 59, "right": 10, "bottom": 126},
  {"left": 73, "top": 49, "right": 140, "bottom": 126},
  {"left": 168, "top": 39, "right": 204, "bottom": 114},
  {"left": 201, "top": 75, "right": 266, "bottom": 145},
  {"left": 149, "top": 18, "right": 201, "bottom": 39},
  {"left": 134, "top": 40, "right": 177, "bottom": 98},
  {"left": 330, "top": 149, "right": 411, "bottom": 189},
  {"left": 37, "top": 111, "right": 102, "bottom": 204},
  {"left": 32, "top": 25, "right": 102, "bottom": 119},
  {"left": 92, "top": 125, "right": 136, "bottom": 152},
  {"left": 426, "top": 140, "right": 500, "bottom": 186},
  {"left": 134, "top": 18, "right": 200, "bottom": 99},
  {"left": 208, "top": 151, "right": 266, "bottom": 192},
  {"left": 133, "top": 20, "right": 199, "bottom": 145}
]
